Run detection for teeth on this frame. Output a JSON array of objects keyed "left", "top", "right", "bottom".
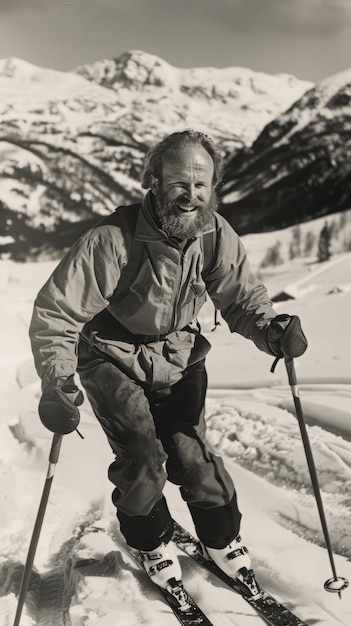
[{"left": 178, "top": 205, "right": 196, "bottom": 212}]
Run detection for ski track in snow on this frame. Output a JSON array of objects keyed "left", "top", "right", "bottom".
[{"left": 1, "top": 258, "right": 351, "bottom": 625}]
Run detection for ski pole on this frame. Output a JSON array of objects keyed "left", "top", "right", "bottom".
[
  {"left": 13, "top": 433, "right": 63, "bottom": 626},
  {"left": 284, "top": 357, "right": 348, "bottom": 597}
]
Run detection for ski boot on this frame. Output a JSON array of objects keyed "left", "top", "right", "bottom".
[
  {"left": 200, "top": 535, "right": 260, "bottom": 597},
  {"left": 139, "top": 541, "right": 182, "bottom": 589}
]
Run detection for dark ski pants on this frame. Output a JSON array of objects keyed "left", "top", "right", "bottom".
[{"left": 77, "top": 343, "right": 242, "bottom": 551}]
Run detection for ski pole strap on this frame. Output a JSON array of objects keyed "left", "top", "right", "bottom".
[
  {"left": 270, "top": 356, "right": 281, "bottom": 373},
  {"left": 270, "top": 356, "right": 298, "bottom": 385}
]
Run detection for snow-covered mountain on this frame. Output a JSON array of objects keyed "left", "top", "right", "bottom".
[
  {"left": 0, "top": 51, "right": 312, "bottom": 259},
  {"left": 220, "top": 68, "right": 351, "bottom": 234}
]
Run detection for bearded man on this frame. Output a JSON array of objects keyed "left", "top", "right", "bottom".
[{"left": 29, "top": 129, "right": 307, "bottom": 592}]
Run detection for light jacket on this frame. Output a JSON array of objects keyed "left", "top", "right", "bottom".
[{"left": 29, "top": 192, "right": 278, "bottom": 390}]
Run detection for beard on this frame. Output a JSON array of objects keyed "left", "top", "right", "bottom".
[{"left": 155, "top": 189, "right": 218, "bottom": 240}]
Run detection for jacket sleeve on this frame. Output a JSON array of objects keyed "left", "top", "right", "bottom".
[
  {"left": 29, "top": 229, "right": 122, "bottom": 388},
  {"left": 204, "top": 215, "right": 278, "bottom": 354}
]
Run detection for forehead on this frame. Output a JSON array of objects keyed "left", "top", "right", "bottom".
[{"left": 162, "top": 145, "right": 214, "bottom": 181}]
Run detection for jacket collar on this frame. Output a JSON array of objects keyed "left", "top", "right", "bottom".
[{"left": 135, "top": 191, "right": 216, "bottom": 243}]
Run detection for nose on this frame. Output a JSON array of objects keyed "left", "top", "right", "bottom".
[{"left": 184, "top": 184, "right": 197, "bottom": 202}]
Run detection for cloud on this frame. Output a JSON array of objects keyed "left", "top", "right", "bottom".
[
  {"left": 0, "top": 0, "right": 169, "bottom": 14},
  {"left": 2, "top": 0, "right": 351, "bottom": 11},
  {"left": 3, "top": 0, "right": 350, "bottom": 23},
  {"left": 0, "top": 0, "right": 47, "bottom": 10},
  {"left": 0, "top": 0, "right": 84, "bottom": 11},
  {"left": 276, "top": 0, "right": 351, "bottom": 34},
  {"left": 304, "top": 0, "right": 351, "bottom": 9},
  {"left": 205, "top": 0, "right": 351, "bottom": 37}
]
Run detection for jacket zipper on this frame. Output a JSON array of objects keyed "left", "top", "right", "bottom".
[{"left": 169, "top": 247, "right": 186, "bottom": 332}]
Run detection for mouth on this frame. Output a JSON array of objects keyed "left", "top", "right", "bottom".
[{"left": 177, "top": 204, "right": 198, "bottom": 213}]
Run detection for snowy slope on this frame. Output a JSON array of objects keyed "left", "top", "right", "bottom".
[{"left": 0, "top": 252, "right": 351, "bottom": 625}]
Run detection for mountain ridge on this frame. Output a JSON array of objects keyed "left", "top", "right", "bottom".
[
  {"left": 2, "top": 50, "right": 349, "bottom": 258},
  {"left": 220, "top": 65, "right": 351, "bottom": 234}
]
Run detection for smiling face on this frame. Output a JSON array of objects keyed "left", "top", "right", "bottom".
[{"left": 151, "top": 144, "right": 218, "bottom": 239}]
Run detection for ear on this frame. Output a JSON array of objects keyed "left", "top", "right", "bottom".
[{"left": 150, "top": 175, "right": 159, "bottom": 195}]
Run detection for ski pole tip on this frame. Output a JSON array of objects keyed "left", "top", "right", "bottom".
[{"left": 324, "top": 576, "right": 349, "bottom": 597}]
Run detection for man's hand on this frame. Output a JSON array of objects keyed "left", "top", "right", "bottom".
[
  {"left": 267, "top": 314, "right": 308, "bottom": 359},
  {"left": 38, "top": 375, "right": 84, "bottom": 434}
]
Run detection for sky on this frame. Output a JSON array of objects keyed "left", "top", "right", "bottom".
[{"left": 0, "top": 0, "right": 351, "bottom": 82}]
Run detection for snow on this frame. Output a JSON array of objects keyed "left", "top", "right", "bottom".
[{"left": 1, "top": 248, "right": 351, "bottom": 625}]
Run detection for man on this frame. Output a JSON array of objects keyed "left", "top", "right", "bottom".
[{"left": 29, "top": 129, "right": 307, "bottom": 591}]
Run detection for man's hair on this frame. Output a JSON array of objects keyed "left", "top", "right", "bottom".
[{"left": 141, "top": 129, "right": 224, "bottom": 190}]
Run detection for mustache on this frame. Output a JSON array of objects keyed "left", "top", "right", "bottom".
[
  {"left": 157, "top": 189, "right": 218, "bottom": 214},
  {"left": 155, "top": 190, "right": 218, "bottom": 239}
]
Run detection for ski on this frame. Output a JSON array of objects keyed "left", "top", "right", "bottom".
[
  {"left": 74, "top": 552, "right": 214, "bottom": 626},
  {"left": 172, "top": 521, "right": 308, "bottom": 626},
  {"left": 158, "top": 577, "right": 214, "bottom": 626}
]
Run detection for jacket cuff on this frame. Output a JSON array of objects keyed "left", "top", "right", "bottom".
[
  {"left": 251, "top": 326, "right": 279, "bottom": 357},
  {"left": 41, "top": 361, "right": 77, "bottom": 391}
]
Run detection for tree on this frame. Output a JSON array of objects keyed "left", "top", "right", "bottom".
[
  {"left": 289, "top": 224, "right": 302, "bottom": 259},
  {"left": 260, "top": 240, "right": 284, "bottom": 268},
  {"left": 303, "top": 230, "right": 316, "bottom": 257},
  {"left": 317, "top": 221, "right": 332, "bottom": 262}
]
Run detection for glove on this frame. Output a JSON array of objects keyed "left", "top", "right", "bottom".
[
  {"left": 267, "top": 314, "right": 308, "bottom": 359},
  {"left": 38, "top": 375, "right": 84, "bottom": 434}
]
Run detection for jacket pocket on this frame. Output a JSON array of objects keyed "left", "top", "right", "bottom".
[{"left": 179, "top": 285, "right": 207, "bottom": 326}]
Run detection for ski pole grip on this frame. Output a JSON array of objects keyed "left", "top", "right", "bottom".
[
  {"left": 49, "top": 433, "right": 63, "bottom": 464},
  {"left": 284, "top": 357, "right": 297, "bottom": 387}
]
